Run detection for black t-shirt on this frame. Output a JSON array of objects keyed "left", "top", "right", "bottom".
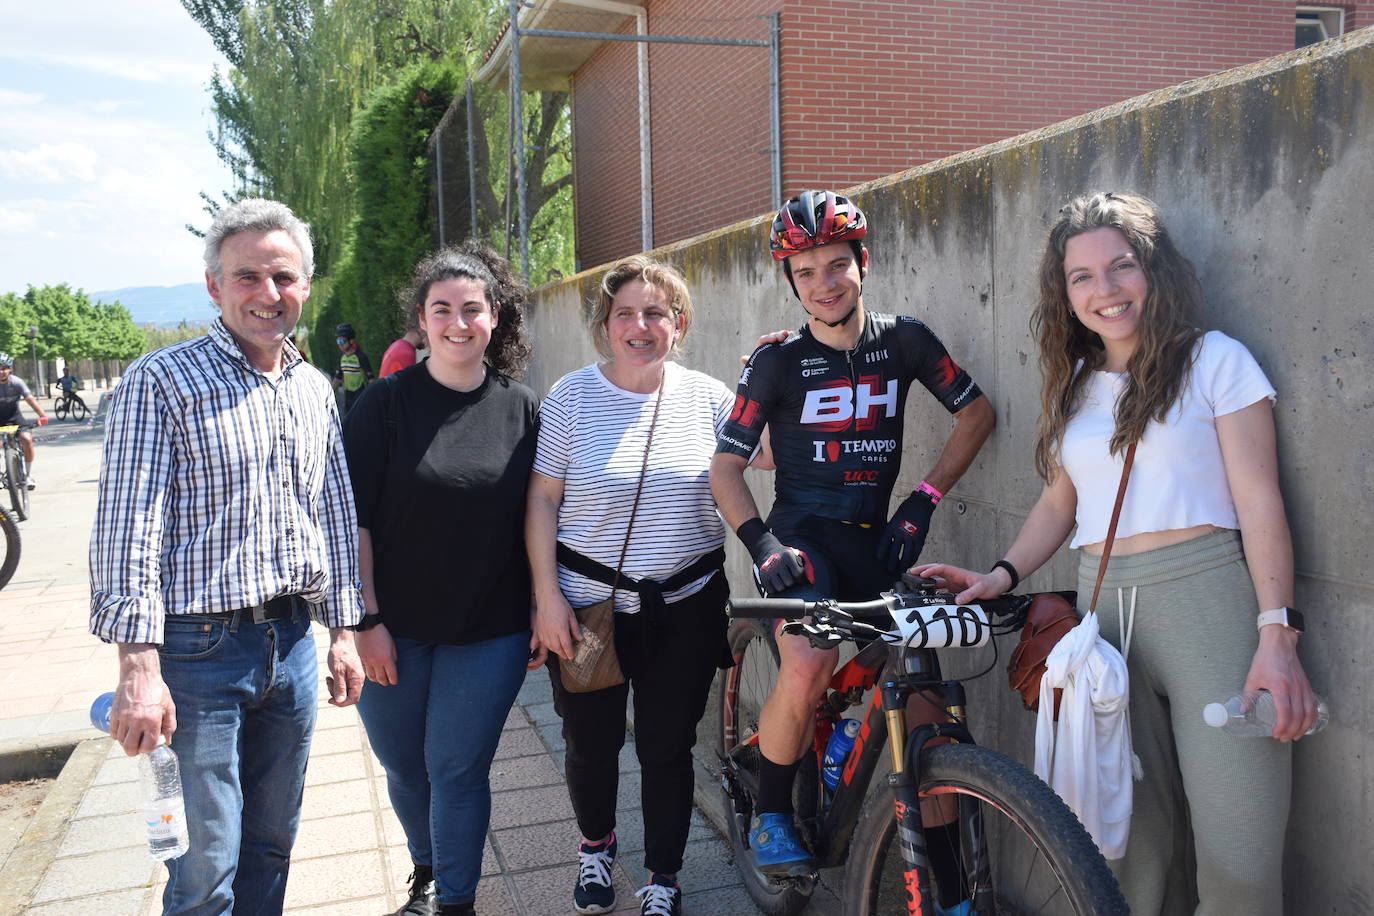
[
  {"left": 716, "top": 312, "right": 981, "bottom": 530},
  {"left": 343, "top": 363, "right": 539, "bottom": 645}
]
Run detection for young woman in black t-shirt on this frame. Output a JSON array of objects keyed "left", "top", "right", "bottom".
[{"left": 344, "top": 243, "right": 541, "bottom": 916}]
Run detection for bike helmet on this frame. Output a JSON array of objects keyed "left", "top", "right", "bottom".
[
  {"left": 0, "top": 352, "right": 12, "bottom": 368},
  {"left": 335, "top": 323, "right": 356, "bottom": 340},
  {"left": 769, "top": 190, "right": 867, "bottom": 261}
]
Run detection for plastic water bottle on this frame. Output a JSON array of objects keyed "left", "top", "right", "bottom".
[
  {"left": 822, "top": 718, "right": 862, "bottom": 791},
  {"left": 90, "top": 693, "right": 191, "bottom": 860},
  {"left": 1202, "top": 689, "right": 1329, "bottom": 737}
]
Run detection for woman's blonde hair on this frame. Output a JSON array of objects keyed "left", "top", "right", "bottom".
[
  {"left": 1032, "top": 191, "right": 1204, "bottom": 480},
  {"left": 589, "top": 255, "right": 693, "bottom": 360}
]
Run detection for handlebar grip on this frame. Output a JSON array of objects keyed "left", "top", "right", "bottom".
[{"left": 728, "top": 597, "right": 810, "bottom": 620}]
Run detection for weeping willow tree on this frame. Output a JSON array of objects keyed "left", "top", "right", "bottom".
[{"left": 183, "top": 0, "right": 494, "bottom": 271}]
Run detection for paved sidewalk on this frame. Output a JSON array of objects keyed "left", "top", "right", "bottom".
[{"left": 0, "top": 395, "right": 755, "bottom": 915}]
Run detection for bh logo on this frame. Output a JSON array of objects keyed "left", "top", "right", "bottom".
[{"left": 800, "top": 377, "right": 897, "bottom": 431}]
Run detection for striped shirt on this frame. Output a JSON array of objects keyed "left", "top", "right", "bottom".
[
  {"left": 89, "top": 320, "right": 364, "bottom": 644},
  {"left": 533, "top": 362, "right": 731, "bottom": 614}
]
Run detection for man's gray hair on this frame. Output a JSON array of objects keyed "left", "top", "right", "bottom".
[{"left": 203, "top": 198, "right": 315, "bottom": 280}]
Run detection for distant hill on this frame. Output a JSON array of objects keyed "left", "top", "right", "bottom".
[{"left": 90, "top": 283, "right": 216, "bottom": 327}]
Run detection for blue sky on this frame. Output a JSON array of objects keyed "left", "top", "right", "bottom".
[{"left": 0, "top": 0, "right": 234, "bottom": 295}]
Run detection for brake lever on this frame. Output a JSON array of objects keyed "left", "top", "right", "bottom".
[{"left": 780, "top": 620, "right": 845, "bottom": 650}]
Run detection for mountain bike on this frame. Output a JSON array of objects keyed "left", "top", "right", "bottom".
[
  {"left": 0, "top": 503, "right": 18, "bottom": 589},
  {"left": 54, "top": 390, "right": 89, "bottom": 421},
  {"left": 718, "top": 575, "right": 1126, "bottom": 916},
  {"left": 0, "top": 423, "right": 34, "bottom": 522}
]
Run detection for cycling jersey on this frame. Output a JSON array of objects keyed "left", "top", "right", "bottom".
[
  {"left": 716, "top": 312, "right": 981, "bottom": 531},
  {"left": 0, "top": 375, "right": 33, "bottom": 424}
]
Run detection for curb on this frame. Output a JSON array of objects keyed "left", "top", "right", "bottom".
[
  {"left": 0, "top": 732, "right": 88, "bottom": 783},
  {"left": 0, "top": 737, "right": 111, "bottom": 914}
]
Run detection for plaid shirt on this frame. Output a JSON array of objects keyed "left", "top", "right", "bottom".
[{"left": 90, "top": 320, "right": 364, "bottom": 644}]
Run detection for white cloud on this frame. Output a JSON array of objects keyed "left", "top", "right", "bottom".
[
  {"left": 0, "top": 89, "right": 44, "bottom": 106},
  {"left": 0, "top": 142, "right": 99, "bottom": 183},
  {"left": 0, "top": 207, "right": 38, "bottom": 235}
]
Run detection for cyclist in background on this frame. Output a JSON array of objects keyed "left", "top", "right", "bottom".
[
  {"left": 57, "top": 366, "right": 87, "bottom": 412},
  {"left": 332, "top": 322, "right": 374, "bottom": 415},
  {"left": 709, "top": 191, "right": 994, "bottom": 902},
  {"left": 0, "top": 352, "right": 50, "bottom": 488}
]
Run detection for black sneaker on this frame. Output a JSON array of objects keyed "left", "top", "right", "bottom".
[
  {"left": 635, "top": 875, "right": 681, "bottom": 916},
  {"left": 396, "top": 864, "right": 435, "bottom": 916},
  {"left": 573, "top": 833, "right": 617, "bottom": 914},
  {"left": 436, "top": 904, "right": 475, "bottom": 916}
]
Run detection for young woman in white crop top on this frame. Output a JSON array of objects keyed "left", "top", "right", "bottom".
[{"left": 917, "top": 192, "right": 1317, "bottom": 916}]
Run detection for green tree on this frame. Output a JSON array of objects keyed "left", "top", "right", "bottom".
[
  {"left": 0, "top": 292, "right": 37, "bottom": 357},
  {"left": 143, "top": 320, "right": 211, "bottom": 353},
  {"left": 22, "top": 285, "right": 98, "bottom": 361},
  {"left": 89, "top": 302, "right": 147, "bottom": 362}
]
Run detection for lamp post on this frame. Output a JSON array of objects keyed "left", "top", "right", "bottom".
[{"left": 23, "top": 326, "right": 41, "bottom": 395}]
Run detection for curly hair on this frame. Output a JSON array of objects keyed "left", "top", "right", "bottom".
[
  {"left": 399, "top": 241, "right": 532, "bottom": 378},
  {"left": 1032, "top": 191, "right": 1204, "bottom": 480},
  {"left": 588, "top": 255, "right": 693, "bottom": 361}
]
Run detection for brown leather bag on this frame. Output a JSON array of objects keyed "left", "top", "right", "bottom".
[
  {"left": 1007, "top": 442, "right": 1136, "bottom": 718},
  {"left": 558, "top": 380, "right": 662, "bottom": 694}
]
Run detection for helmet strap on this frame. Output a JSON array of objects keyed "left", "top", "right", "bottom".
[{"left": 811, "top": 305, "right": 857, "bottom": 328}]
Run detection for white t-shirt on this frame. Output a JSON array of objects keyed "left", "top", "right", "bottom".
[
  {"left": 1061, "top": 331, "right": 1275, "bottom": 548},
  {"left": 533, "top": 361, "right": 732, "bottom": 613}
]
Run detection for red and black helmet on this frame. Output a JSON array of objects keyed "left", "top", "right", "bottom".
[{"left": 768, "top": 190, "right": 867, "bottom": 261}]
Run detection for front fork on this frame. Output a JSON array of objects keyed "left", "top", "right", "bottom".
[{"left": 881, "top": 667, "right": 990, "bottom": 916}]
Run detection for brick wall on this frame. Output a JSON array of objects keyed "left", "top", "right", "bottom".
[{"left": 570, "top": 0, "right": 1374, "bottom": 269}]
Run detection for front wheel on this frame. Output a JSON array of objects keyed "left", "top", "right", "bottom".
[
  {"left": 54, "top": 399, "right": 69, "bottom": 421},
  {"left": 4, "top": 445, "right": 27, "bottom": 522},
  {"left": 844, "top": 743, "right": 1126, "bottom": 916},
  {"left": 0, "top": 505, "right": 18, "bottom": 589},
  {"left": 718, "top": 618, "right": 819, "bottom": 916}
]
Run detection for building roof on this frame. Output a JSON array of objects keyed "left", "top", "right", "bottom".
[{"left": 476, "top": 0, "right": 645, "bottom": 90}]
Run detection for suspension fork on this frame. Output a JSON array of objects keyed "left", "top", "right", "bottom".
[{"left": 880, "top": 658, "right": 980, "bottom": 916}]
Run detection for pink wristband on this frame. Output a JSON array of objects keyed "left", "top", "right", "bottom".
[{"left": 915, "top": 480, "right": 943, "bottom": 505}]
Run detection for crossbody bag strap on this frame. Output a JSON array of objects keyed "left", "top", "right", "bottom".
[
  {"left": 608, "top": 376, "right": 665, "bottom": 598},
  {"left": 1087, "top": 440, "right": 1138, "bottom": 615}
]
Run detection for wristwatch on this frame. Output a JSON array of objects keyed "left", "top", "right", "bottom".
[
  {"left": 1256, "top": 606, "right": 1304, "bottom": 634},
  {"left": 351, "top": 613, "right": 385, "bottom": 633}
]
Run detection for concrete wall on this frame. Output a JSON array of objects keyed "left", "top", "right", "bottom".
[{"left": 525, "top": 29, "right": 1374, "bottom": 911}]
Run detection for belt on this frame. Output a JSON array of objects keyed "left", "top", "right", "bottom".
[{"left": 175, "top": 594, "right": 303, "bottom": 624}]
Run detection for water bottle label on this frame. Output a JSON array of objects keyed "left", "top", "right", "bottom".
[{"left": 145, "top": 798, "right": 186, "bottom": 841}]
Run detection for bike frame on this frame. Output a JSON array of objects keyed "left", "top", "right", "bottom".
[{"left": 724, "top": 632, "right": 993, "bottom": 913}]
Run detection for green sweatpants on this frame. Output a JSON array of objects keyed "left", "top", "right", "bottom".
[{"left": 1077, "top": 529, "right": 1291, "bottom": 916}]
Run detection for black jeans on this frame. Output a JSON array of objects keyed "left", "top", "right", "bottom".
[{"left": 549, "top": 571, "right": 730, "bottom": 875}]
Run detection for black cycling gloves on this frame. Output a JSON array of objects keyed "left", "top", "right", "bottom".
[
  {"left": 877, "top": 484, "right": 940, "bottom": 575},
  {"left": 737, "top": 518, "right": 811, "bottom": 595}
]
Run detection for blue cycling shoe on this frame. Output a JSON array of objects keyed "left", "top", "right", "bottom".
[
  {"left": 936, "top": 900, "right": 971, "bottom": 916},
  {"left": 749, "top": 813, "right": 814, "bottom": 877}
]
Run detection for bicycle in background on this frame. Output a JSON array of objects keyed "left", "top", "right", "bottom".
[
  {"left": 0, "top": 423, "right": 35, "bottom": 522},
  {"left": 718, "top": 575, "right": 1125, "bottom": 916},
  {"left": 53, "top": 388, "right": 89, "bottom": 422}
]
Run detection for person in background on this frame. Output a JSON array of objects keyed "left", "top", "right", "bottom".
[
  {"left": 0, "top": 352, "right": 50, "bottom": 486},
  {"left": 90, "top": 198, "right": 364, "bottom": 914},
  {"left": 916, "top": 191, "right": 1317, "bottom": 916},
  {"left": 347, "top": 244, "right": 540, "bottom": 916},
  {"left": 332, "top": 321, "right": 374, "bottom": 414},
  {"left": 379, "top": 314, "right": 427, "bottom": 378}
]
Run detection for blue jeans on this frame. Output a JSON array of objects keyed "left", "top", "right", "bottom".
[
  {"left": 158, "top": 608, "right": 317, "bottom": 916},
  {"left": 357, "top": 631, "right": 529, "bottom": 905}
]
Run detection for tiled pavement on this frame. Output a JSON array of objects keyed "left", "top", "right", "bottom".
[{"left": 0, "top": 401, "right": 760, "bottom": 914}]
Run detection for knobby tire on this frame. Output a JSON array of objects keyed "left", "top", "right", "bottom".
[
  {"left": 0, "top": 505, "right": 18, "bottom": 589},
  {"left": 4, "top": 443, "right": 27, "bottom": 522},
  {"left": 843, "top": 742, "right": 1126, "bottom": 916}
]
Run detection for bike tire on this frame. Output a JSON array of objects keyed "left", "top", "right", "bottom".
[
  {"left": 0, "top": 505, "right": 18, "bottom": 590},
  {"left": 718, "top": 618, "right": 820, "bottom": 916},
  {"left": 54, "top": 399, "right": 69, "bottom": 421},
  {"left": 844, "top": 742, "right": 1126, "bottom": 916},
  {"left": 4, "top": 444, "right": 27, "bottom": 522},
  {"left": 72, "top": 398, "right": 88, "bottom": 421}
]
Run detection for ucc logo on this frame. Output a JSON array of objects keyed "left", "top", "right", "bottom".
[{"left": 800, "top": 378, "right": 897, "bottom": 431}]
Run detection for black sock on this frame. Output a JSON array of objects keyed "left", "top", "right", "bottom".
[
  {"left": 756, "top": 755, "right": 799, "bottom": 816},
  {"left": 924, "top": 821, "right": 966, "bottom": 908}
]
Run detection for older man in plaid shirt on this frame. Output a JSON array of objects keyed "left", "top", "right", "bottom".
[{"left": 90, "top": 198, "right": 365, "bottom": 915}]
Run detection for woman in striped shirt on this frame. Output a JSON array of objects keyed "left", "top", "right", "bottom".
[{"left": 527, "top": 256, "right": 738, "bottom": 916}]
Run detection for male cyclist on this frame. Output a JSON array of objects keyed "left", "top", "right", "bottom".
[
  {"left": 710, "top": 192, "right": 994, "bottom": 900},
  {"left": 0, "top": 352, "right": 50, "bottom": 487},
  {"left": 56, "top": 366, "right": 87, "bottom": 412}
]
